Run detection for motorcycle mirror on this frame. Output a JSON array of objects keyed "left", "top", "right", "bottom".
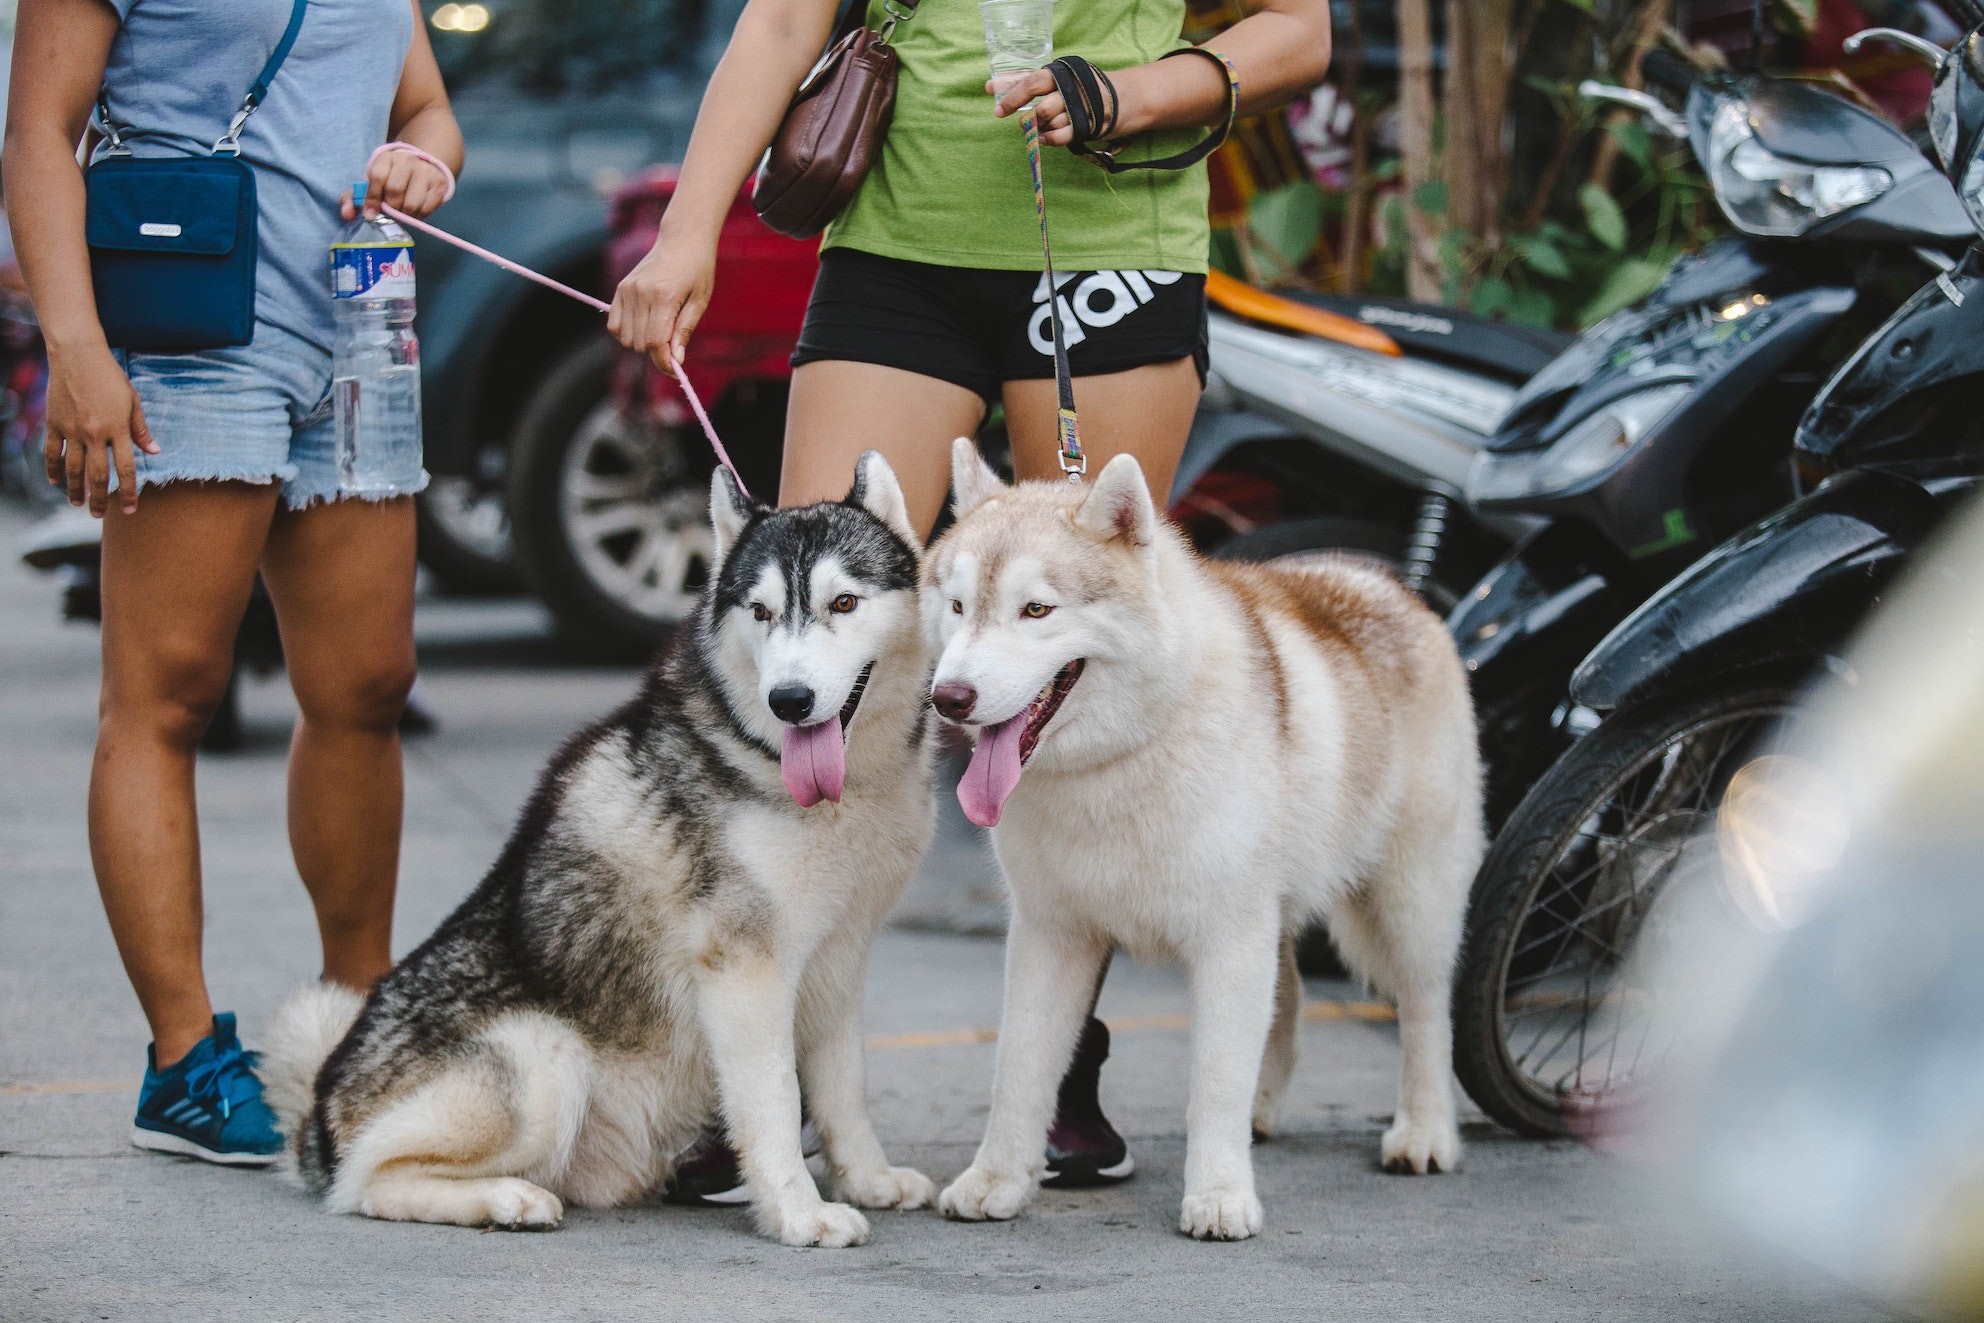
[
  {"left": 1576, "top": 80, "right": 1688, "bottom": 138},
  {"left": 1841, "top": 27, "right": 1947, "bottom": 66}
]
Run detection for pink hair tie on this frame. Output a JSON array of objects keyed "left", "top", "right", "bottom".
[{"left": 366, "top": 141, "right": 457, "bottom": 204}]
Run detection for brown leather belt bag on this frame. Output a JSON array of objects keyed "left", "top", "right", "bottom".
[{"left": 752, "top": 0, "right": 921, "bottom": 239}]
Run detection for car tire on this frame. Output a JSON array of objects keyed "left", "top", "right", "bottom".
[
  {"left": 415, "top": 453, "right": 520, "bottom": 596},
  {"left": 508, "top": 337, "right": 717, "bottom": 659}
]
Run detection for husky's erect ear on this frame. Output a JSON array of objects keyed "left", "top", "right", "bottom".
[
  {"left": 846, "top": 450, "right": 917, "bottom": 546},
  {"left": 950, "top": 436, "right": 1007, "bottom": 518},
  {"left": 1075, "top": 453, "right": 1158, "bottom": 548},
  {"left": 709, "top": 467, "right": 755, "bottom": 564}
]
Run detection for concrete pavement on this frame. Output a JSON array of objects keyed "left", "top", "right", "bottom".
[{"left": 0, "top": 501, "right": 1891, "bottom": 1322}]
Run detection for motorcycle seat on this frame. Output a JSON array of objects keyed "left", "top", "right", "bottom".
[{"left": 1282, "top": 290, "right": 1573, "bottom": 384}]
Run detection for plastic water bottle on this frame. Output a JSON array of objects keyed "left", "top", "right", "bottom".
[{"left": 330, "top": 182, "right": 423, "bottom": 495}]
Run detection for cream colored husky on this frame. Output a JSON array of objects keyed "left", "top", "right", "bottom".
[{"left": 924, "top": 439, "right": 1484, "bottom": 1241}]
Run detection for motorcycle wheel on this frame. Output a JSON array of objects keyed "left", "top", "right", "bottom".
[
  {"left": 1211, "top": 515, "right": 1461, "bottom": 616},
  {"left": 1452, "top": 679, "right": 1803, "bottom": 1137},
  {"left": 507, "top": 337, "right": 717, "bottom": 658}
]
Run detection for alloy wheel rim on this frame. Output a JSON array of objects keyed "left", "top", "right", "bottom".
[{"left": 557, "top": 402, "right": 712, "bottom": 625}]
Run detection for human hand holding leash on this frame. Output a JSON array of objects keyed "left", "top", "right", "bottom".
[
  {"left": 608, "top": 232, "right": 715, "bottom": 377},
  {"left": 44, "top": 342, "right": 156, "bottom": 516}
]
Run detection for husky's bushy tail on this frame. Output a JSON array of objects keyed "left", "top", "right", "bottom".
[{"left": 262, "top": 983, "right": 364, "bottom": 1179}]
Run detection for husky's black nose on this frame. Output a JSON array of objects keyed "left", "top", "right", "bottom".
[
  {"left": 768, "top": 683, "right": 815, "bottom": 724},
  {"left": 932, "top": 681, "right": 977, "bottom": 722}
]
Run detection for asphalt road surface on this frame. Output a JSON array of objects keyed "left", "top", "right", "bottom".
[{"left": 0, "top": 502, "right": 1892, "bottom": 1322}]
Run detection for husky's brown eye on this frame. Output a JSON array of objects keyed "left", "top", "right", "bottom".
[
  {"left": 829, "top": 593, "right": 859, "bottom": 615},
  {"left": 751, "top": 603, "right": 772, "bottom": 623},
  {"left": 1022, "top": 602, "right": 1054, "bottom": 619},
  {"left": 951, "top": 599, "right": 963, "bottom": 615}
]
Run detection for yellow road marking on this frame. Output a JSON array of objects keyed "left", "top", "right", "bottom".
[
  {"left": 864, "top": 1000, "right": 1394, "bottom": 1052},
  {"left": 1, "top": 1001, "right": 1398, "bottom": 1094}
]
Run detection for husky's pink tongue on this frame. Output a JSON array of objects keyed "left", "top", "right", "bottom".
[
  {"left": 781, "top": 717, "right": 845, "bottom": 807},
  {"left": 958, "top": 714, "right": 1027, "bottom": 828}
]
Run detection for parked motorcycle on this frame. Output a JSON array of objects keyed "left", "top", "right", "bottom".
[
  {"left": 1180, "top": 272, "right": 1563, "bottom": 611},
  {"left": 1448, "top": 49, "right": 1969, "bottom": 825},
  {"left": 1450, "top": 17, "right": 1984, "bottom": 1139}
]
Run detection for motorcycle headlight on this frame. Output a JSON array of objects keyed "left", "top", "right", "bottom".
[
  {"left": 1471, "top": 383, "right": 1693, "bottom": 503},
  {"left": 1706, "top": 100, "right": 1892, "bottom": 237}
]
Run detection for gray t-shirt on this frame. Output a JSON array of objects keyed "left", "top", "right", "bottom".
[{"left": 98, "top": 0, "right": 415, "bottom": 353}]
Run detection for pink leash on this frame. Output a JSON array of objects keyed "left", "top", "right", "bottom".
[{"left": 372, "top": 195, "right": 750, "bottom": 498}]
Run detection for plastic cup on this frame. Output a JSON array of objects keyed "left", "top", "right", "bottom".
[{"left": 979, "top": 0, "right": 1053, "bottom": 102}]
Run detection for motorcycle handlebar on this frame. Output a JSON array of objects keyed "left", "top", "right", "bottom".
[{"left": 1638, "top": 48, "right": 1697, "bottom": 100}]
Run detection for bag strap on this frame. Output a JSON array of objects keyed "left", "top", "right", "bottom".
[
  {"left": 96, "top": 0, "right": 310, "bottom": 158},
  {"left": 1048, "top": 46, "right": 1239, "bottom": 174}
]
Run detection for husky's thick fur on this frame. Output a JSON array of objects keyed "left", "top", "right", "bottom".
[
  {"left": 925, "top": 440, "right": 1484, "bottom": 1241},
  {"left": 264, "top": 454, "right": 936, "bottom": 1247}
]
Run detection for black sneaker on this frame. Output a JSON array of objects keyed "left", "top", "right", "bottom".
[
  {"left": 663, "top": 1123, "right": 822, "bottom": 1207},
  {"left": 1042, "top": 1016, "right": 1134, "bottom": 1188}
]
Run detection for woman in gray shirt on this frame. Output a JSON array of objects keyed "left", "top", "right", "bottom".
[{"left": 5, "top": 0, "right": 462, "bottom": 1165}]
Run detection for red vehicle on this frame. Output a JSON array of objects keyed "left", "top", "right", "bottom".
[{"left": 505, "top": 169, "right": 819, "bottom": 653}]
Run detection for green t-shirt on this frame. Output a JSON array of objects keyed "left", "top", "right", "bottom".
[{"left": 823, "top": 0, "right": 1212, "bottom": 273}]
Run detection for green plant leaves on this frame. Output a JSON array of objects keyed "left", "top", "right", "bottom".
[
  {"left": 1579, "top": 183, "right": 1629, "bottom": 251},
  {"left": 1509, "top": 232, "right": 1573, "bottom": 280},
  {"left": 1246, "top": 181, "right": 1325, "bottom": 284},
  {"left": 1579, "top": 256, "right": 1668, "bottom": 327}
]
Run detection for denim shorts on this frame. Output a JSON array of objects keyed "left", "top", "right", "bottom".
[{"left": 115, "top": 322, "right": 428, "bottom": 509}]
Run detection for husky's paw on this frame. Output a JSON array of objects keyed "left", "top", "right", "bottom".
[
  {"left": 772, "top": 1200, "right": 871, "bottom": 1249},
  {"left": 1380, "top": 1114, "right": 1461, "bottom": 1175},
  {"left": 480, "top": 1178, "right": 564, "bottom": 1230},
  {"left": 1179, "top": 1188, "right": 1263, "bottom": 1241},
  {"left": 839, "top": 1164, "right": 936, "bottom": 1211},
  {"left": 937, "top": 1166, "right": 1034, "bottom": 1222}
]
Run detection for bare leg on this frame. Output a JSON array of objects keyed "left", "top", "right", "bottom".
[
  {"left": 260, "top": 496, "right": 418, "bottom": 993},
  {"left": 92, "top": 481, "right": 280, "bottom": 1067},
  {"left": 782, "top": 360, "right": 986, "bottom": 536},
  {"left": 1001, "top": 356, "right": 1201, "bottom": 502},
  {"left": 939, "top": 910, "right": 1110, "bottom": 1222}
]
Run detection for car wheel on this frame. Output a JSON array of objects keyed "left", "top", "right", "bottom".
[
  {"left": 508, "top": 337, "right": 716, "bottom": 657},
  {"left": 415, "top": 441, "right": 519, "bottom": 595}
]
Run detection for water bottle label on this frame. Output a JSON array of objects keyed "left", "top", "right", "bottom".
[{"left": 331, "top": 243, "right": 416, "bottom": 300}]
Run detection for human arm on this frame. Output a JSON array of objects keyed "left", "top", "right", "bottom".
[
  {"left": 341, "top": 0, "right": 465, "bottom": 220},
  {"left": 3, "top": 0, "right": 155, "bottom": 516},
  {"left": 607, "top": 0, "right": 841, "bottom": 367},
  {"left": 992, "top": 0, "right": 1334, "bottom": 147}
]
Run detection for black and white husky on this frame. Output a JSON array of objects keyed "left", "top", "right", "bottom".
[{"left": 263, "top": 454, "right": 937, "bottom": 1247}]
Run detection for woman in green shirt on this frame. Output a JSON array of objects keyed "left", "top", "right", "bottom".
[{"left": 610, "top": 0, "right": 1331, "bottom": 1196}]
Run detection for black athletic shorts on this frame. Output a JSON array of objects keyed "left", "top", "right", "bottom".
[{"left": 791, "top": 248, "right": 1209, "bottom": 403}]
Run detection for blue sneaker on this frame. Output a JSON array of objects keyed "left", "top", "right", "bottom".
[{"left": 131, "top": 1013, "right": 283, "bottom": 1166}]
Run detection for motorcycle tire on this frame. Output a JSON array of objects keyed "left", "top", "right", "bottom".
[{"left": 1452, "top": 678, "right": 1802, "bottom": 1137}]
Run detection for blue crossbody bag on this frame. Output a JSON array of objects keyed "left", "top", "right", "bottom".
[{"left": 85, "top": 0, "right": 309, "bottom": 351}]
